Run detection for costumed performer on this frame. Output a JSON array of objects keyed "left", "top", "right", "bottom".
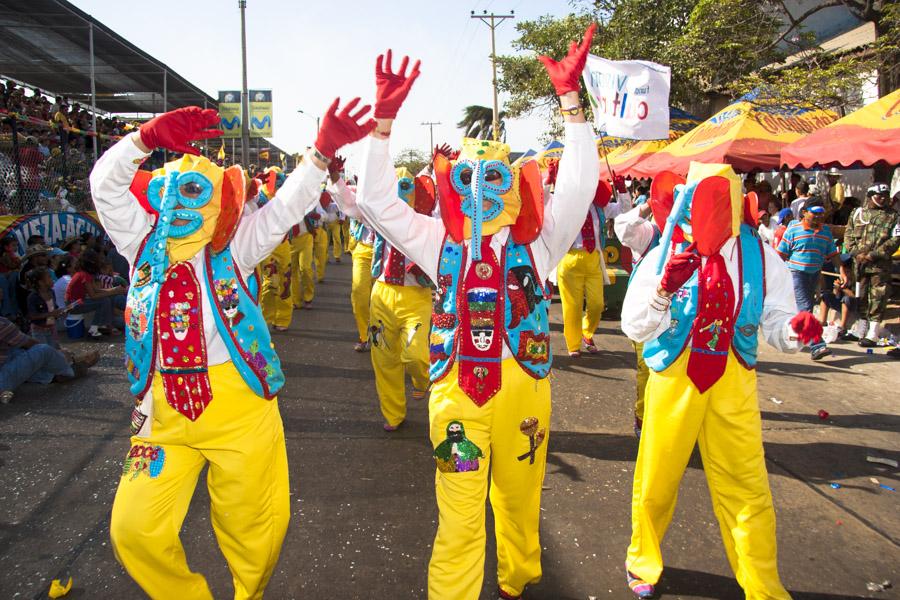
[
  {"left": 356, "top": 26, "right": 600, "bottom": 599},
  {"left": 290, "top": 195, "right": 323, "bottom": 309},
  {"left": 620, "top": 162, "right": 824, "bottom": 600},
  {"left": 555, "top": 171, "right": 631, "bottom": 357},
  {"left": 612, "top": 173, "right": 675, "bottom": 437},
  {"left": 257, "top": 166, "right": 298, "bottom": 332},
  {"left": 91, "top": 101, "right": 376, "bottom": 600}
]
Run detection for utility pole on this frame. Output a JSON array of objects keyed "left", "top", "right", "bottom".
[
  {"left": 421, "top": 121, "right": 441, "bottom": 151},
  {"left": 471, "top": 9, "right": 514, "bottom": 142},
  {"left": 239, "top": 0, "right": 250, "bottom": 166}
]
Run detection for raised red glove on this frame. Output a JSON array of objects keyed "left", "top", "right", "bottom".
[
  {"left": 544, "top": 159, "right": 560, "bottom": 187},
  {"left": 328, "top": 155, "right": 346, "bottom": 179},
  {"left": 660, "top": 243, "right": 701, "bottom": 293},
  {"left": 613, "top": 175, "right": 627, "bottom": 194},
  {"left": 374, "top": 49, "right": 421, "bottom": 119},
  {"left": 139, "top": 107, "right": 222, "bottom": 156},
  {"left": 790, "top": 311, "right": 823, "bottom": 345},
  {"left": 314, "top": 98, "right": 377, "bottom": 159},
  {"left": 537, "top": 23, "right": 597, "bottom": 97},
  {"left": 433, "top": 143, "right": 453, "bottom": 162}
]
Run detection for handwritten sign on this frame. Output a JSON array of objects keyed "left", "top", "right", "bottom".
[{"left": 582, "top": 55, "right": 671, "bottom": 141}]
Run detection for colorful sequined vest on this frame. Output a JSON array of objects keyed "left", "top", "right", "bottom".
[
  {"left": 124, "top": 231, "right": 284, "bottom": 401},
  {"left": 430, "top": 235, "right": 552, "bottom": 383},
  {"left": 643, "top": 225, "right": 766, "bottom": 372}
]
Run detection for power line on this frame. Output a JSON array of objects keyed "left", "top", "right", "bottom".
[
  {"left": 470, "top": 10, "right": 515, "bottom": 142},
  {"left": 421, "top": 121, "right": 442, "bottom": 151}
]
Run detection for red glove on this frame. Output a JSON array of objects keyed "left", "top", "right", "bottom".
[
  {"left": 537, "top": 23, "right": 597, "bottom": 97},
  {"left": 139, "top": 107, "right": 222, "bottom": 155},
  {"left": 660, "top": 243, "right": 701, "bottom": 293},
  {"left": 433, "top": 143, "right": 453, "bottom": 162},
  {"left": 328, "top": 155, "right": 346, "bottom": 179},
  {"left": 613, "top": 175, "right": 627, "bottom": 194},
  {"left": 374, "top": 49, "right": 421, "bottom": 119},
  {"left": 314, "top": 98, "right": 377, "bottom": 159},
  {"left": 790, "top": 311, "right": 823, "bottom": 345},
  {"left": 544, "top": 159, "right": 560, "bottom": 187}
]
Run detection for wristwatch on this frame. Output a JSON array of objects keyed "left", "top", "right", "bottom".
[{"left": 560, "top": 106, "right": 582, "bottom": 116}]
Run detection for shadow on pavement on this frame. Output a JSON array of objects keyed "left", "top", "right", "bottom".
[
  {"left": 761, "top": 410, "right": 900, "bottom": 433},
  {"left": 658, "top": 566, "right": 870, "bottom": 599}
]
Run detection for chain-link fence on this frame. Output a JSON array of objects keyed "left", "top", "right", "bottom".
[{"left": 0, "top": 112, "right": 106, "bottom": 214}]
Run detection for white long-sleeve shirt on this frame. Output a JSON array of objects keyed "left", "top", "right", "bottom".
[
  {"left": 614, "top": 205, "right": 657, "bottom": 259},
  {"left": 328, "top": 179, "right": 376, "bottom": 245},
  {"left": 90, "top": 133, "right": 326, "bottom": 368},
  {"left": 356, "top": 122, "right": 600, "bottom": 357},
  {"left": 621, "top": 236, "right": 800, "bottom": 353}
]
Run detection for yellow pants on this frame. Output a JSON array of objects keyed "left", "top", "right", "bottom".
[
  {"left": 341, "top": 221, "right": 351, "bottom": 253},
  {"left": 290, "top": 232, "right": 315, "bottom": 307},
  {"left": 369, "top": 281, "right": 432, "bottom": 426},
  {"left": 632, "top": 341, "right": 648, "bottom": 420},
  {"left": 327, "top": 221, "right": 343, "bottom": 260},
  {"left": 557, "top": 248, "right": 605, "bottom": 353},
  {"left": 350, "top": 243, "right": 374, "bottom": 343},
  {"left": 314, "top": 229, "right": 329, "bottom": 282},
  {"left": 627, "top": 352, "right": 789, "bottom": 599},
  {"left": 110, "top": 361, "right": 290, "bottom": 600},
  {"left": 428, "top": 359, "right": 550, "bottom": 600},
  {"left": 260, "top": 240, "right": 293, "bottom": 329}
]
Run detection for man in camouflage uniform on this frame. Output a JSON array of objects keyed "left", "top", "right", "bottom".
[{"left": 843, "top": 183, "right": 900, "bottom": 347}]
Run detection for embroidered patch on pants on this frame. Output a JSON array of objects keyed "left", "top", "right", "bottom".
[
  {"left": 434, "top": 420, "right": 484, "bottom": 473},
  {"left": 122, "top": 444, "right": 166, "bottom": 480},
  {"left": 517, "top": 417, "right": 546, "bottom": 465}
]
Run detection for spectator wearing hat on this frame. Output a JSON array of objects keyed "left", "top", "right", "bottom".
[
  {"left": 824, "top": 168, "right": 844, "bottom": 211},
  {"left": 843, "top": 183, "right": 900, "bottom": 347},
  {"left": 777, "top": 201, "right": 846, "bottom": 360}
]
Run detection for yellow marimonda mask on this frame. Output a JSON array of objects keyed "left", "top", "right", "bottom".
[
  {"left": 144, "top": 154, "right": 247, "bottom": 263},
  {"left": 433, "top": 138, "right": 546, "bottom": 260}
]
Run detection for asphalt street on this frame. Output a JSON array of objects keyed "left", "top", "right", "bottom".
[{"left": 0, "top": 258, "right": 897, "bottom": 600}]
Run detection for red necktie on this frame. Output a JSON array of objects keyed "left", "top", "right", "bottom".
[
  {"left": 384, "top": 245, "right": 406, "bottom": 285},
  {"left": 457, "top": 236, "right": 503, "bottom": 406},
  {"left": 156, "top": 262, "right": 212, "bottom": 420},
  {"left": 580, "top": 212, "right": 596, "bottom": 253},
  {"left": 686, "top": 253, "right": 734, "bottom": 393}
]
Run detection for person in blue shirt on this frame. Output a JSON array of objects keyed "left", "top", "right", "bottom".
[{"left": 777, "top": 201, "right": 847, "bottom": 360}]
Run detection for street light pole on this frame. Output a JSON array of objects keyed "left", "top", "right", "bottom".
[
  {"left": 421, "top": 121, "right": 441, "bottom": 151},
  {"left": 471, "top": 10, "right": 514, "bottom": 142},
  {"left": 297, "top": 109, "right": 320, "bottom": 134},
  {"left": 239, "top": 0, "right": 250, "bottom": 166}
]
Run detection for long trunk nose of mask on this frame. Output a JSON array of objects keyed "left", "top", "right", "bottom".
[
  {"left": 470, "top": 160, "right": 485, "bottom": 261},
  {"left": 150, "top": 171, "right": 180, "bottom": 283}
]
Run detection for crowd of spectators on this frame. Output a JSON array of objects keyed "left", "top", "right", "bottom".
[{"left": 0, "top": 80, "right": 136, "bottom": 214}]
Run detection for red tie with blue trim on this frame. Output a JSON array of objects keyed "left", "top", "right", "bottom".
[
  {"left": 686, "top": 253, "right": 734, "bottom": 393},
  {"left": 580, "top": 212, "right": 596, "bottom": 253},
  {"left": 457, "top": 236, "right": 503, "bottom": 406}
]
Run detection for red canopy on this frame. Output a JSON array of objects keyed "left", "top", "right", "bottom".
[{"left": 781, "top": 88, "right": 900, "bottom": 169}]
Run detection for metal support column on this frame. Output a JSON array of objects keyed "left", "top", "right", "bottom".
[{"left": 89, "top": 22, "right": 98, "bottom": 162}]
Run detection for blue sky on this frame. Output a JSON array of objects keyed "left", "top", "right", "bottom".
[{"left": 69, "top": 0, "right": 580, "bottom": 170}]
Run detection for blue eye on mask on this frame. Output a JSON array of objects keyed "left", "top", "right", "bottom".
[
  {"left": 146, "top": 170, "right": 214, "bottom": 240},
  {"left": 451, "top": 159, "right": 512, "bottom": 260}
]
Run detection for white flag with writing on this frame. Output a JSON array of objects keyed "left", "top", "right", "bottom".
[{"left": 582, "top": 55, "right": 671, "bottom": 140}]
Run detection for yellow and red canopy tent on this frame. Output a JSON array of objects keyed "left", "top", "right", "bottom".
[
  {"left": 781, "top": 87, "right": 900, "bottom": 169},
  {"left": 604, "top": 108, "right": 703, "bottom": 177},
  {"left": 631, "top": 92, "right": 838, "bottom": 177}
]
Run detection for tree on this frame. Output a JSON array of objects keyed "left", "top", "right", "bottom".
[
  {"left": 496, "top": 0, "right": 898, "bottom": 138},
  {"left": 394, "top": 148, "right": 429, "bottom": 175},
  {"left": 456, "top": 105, "right": 507, "bottom": 141}
]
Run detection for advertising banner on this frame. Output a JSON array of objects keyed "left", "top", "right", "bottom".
[
  {"left": 249, "top": 89, "right": 273, "bottom": 138},
  {"left": 218, "top": 90, "right": 242, "bottom": 139},
  {"left": 0, "top": 211, "right": 105, "bottom": 253}
]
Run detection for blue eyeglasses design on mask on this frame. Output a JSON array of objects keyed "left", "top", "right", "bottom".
[
  {"left": 146, "top": 171, "right": 214, "bottom": 239},
  {"left": 450, "top": 159, "right": 513, "bottom": 260}
]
